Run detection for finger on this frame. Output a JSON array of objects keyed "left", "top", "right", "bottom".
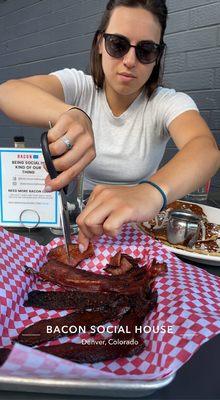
[
  {"left": 102, "top": 207, "right": 131, "bottom": 237},
  {"left": 76, "top": 201, "right": 104, "bottom": 239},
  {"left": 77, "top": 201, "right": 114, "bottom": 240},
  {"left": 47, "top": 114, "right": 74, "bottom": 142},
  {"left": 44, "top": 174, "right": 52, "bottom": 187},
  {"left": 76, "top": 186, "right": 119, "bottom": 236},
  {"left": 52, "top": 133, "right": 94, "bottom": 170},
  {"left": 77, "top": 189, "right": 107, "bottom": 222},
  {"left": 79, "top": 201, "right": 132, "bottom": 239},
  {"left": 76, "top": 215, "right": 95, "bottom": 240},
  {"left": 44, "top": 149, "right": 95, "bottom": 191},
  {"left": 78, "top": 221, "right": 103, "bottom": 240},
  {"left": 49, "top": 135, "right": 75, "bottom": 157},
  {"left": 78, "top": 229, "right": 90, "bottom": 252},
  {"left": 85, "top": 224, "right": 104, "bottom": 237},
  {"left": 49, "top": 127, "right": 82, "bottom": 157}
]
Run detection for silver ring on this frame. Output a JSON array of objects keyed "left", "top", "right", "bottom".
[{"left": 61, "top": 136, "right": 73, "bottom": 151}]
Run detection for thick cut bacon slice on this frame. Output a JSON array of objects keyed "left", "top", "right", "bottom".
[
  {"left": 38, "top": 260, "right": 150, "bottom": 295},
  {"left": 17, "top": 302, "right": 129, "bottom": 347},
  {"left": 37, "top": 306, "right": 148, "bottom": 364},
  {"left": 47, "top": 242, "right": 95, "bottom": 267},
  {"left": 27, "top": 257, "right": 166, "bottom": 297},
  {"left": 24, "top": 290, "right": 126, "bottom": 310}
]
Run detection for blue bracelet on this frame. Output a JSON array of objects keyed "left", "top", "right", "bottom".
[{"left": 139, "top": 180, "right": 167, "bottom": 211}]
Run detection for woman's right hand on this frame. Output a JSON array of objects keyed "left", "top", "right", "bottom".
[
  {"left": 76, "top": 182, "right": 164, "bottom": 251},
  {"left": 44, "top": 107, "right": 96, "bottom": 191}
]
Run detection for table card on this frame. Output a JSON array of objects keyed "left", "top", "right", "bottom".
[{"left": 0, "top": 148, "right": 60, "bottom": 227}]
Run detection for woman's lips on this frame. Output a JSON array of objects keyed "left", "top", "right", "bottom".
[{"left": 117, "top": 73, "right": 136, "bottom": 83}]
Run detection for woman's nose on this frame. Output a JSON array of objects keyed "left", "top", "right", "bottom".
[{"left": 122, "top": 47, "right": 137, "bottom": 68}]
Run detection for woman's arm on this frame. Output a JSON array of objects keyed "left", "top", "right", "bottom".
[
  {"left": 0, "top": 75, "right": 69, "bottom": 127},
  {"left": 148, "top": 110, "right": 220, "bottom": 203},
  {"left": 77, "top": 111, "right": 220, "bottom": 251},
  {"left": 0, "top": 75, "right": 96, "bottom": 189}
]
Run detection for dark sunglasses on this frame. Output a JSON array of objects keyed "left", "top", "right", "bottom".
[{"left": 103, "top": 33, "right": 165, "bottom": 64}]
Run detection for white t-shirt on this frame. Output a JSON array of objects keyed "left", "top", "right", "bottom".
[{"left": 51, "top": 68, "right": 198, "bottom": 190}]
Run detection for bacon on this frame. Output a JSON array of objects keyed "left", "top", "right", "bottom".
[
  {"left": 104, "top": 255, "right": 134, "bottom": 275},
  {"left": 17, "top": 302, "right": 129, "bottom": 347},
  {"left": 109, "top": 250, "right": 122, "bottom": 266},
  {"left": 29, "top": 257, "right": 166, "bottom": 297},
  {"left": 147, "top": 259, "right": 168, "bottom": 279},
  {"left": 24, "top": 290, "right": 126, "bottom": 310},
  {"left": 1, "top": 255, "right": 167, "bottom": 367},
  {"left": 24, "top": 288, "right": 156, "bottom": 315},
  {"left": 104, "top": 251, "right": 142, "bottom": 275},
  {"left": 37, "top": 307, "right": 148, "bottom": 363},
  {"left": 47, "top": 242, "right": 95, "bottom": 267},
  {"left": 122, "top": 254, "right": 142, "bottom": 266},
  {"left": 37, "top": 259, "right": 151, "bottom": 295},
  {"left": 0, "top": 348, "right": 11, "bottom": 367},
  {"left": 0, "top": 252, "right": 167, "bottom": 363}
]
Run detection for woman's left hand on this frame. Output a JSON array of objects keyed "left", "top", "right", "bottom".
[{"left": 76, "top": 183, "right": 163, "bottom": 251}]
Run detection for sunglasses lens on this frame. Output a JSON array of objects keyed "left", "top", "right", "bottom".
[
  {"left": 104, "top": 34, "right": 163, "bottom": 64},
  {"left": 137, "top": 43, "right": 161, "bottom": 64},
  {"left": 105, "top": 35, "right": 129, "bottom": 58}
]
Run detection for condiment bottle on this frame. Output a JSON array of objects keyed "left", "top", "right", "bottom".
[{"left": 13, "top": 136, "right": 25, "bottom": 148}]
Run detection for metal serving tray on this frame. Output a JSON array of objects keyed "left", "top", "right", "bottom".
[{"left": 0, "top": 373, "right": 175, "bottom": 398}]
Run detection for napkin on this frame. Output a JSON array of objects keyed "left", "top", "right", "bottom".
[{"left": 0, "top": 225, "right": 219, "bottom": 381}]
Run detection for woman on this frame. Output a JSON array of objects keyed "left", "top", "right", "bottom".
[{"left": 0, "top": 0, "right": 219, "bottom": 251}]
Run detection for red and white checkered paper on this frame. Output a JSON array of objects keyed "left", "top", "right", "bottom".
[{"left": 0, "top": 225, "right": 220, "bottom": 381}]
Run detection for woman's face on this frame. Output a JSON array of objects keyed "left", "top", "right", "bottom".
[{"left": 99, "top": 6, "right": 162, "bottom": 104}]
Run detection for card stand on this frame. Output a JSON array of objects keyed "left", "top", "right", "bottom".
[{"left": 18, "top": 208, "right": 40, "bottom": 232}]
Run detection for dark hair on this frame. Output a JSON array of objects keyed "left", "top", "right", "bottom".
[{"left": 90, "top": 0, "right": 167, "bottom": 97}]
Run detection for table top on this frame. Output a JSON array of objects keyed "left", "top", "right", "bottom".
[{"left": 0, "top": 192, "right": 220, "bottom": 400}]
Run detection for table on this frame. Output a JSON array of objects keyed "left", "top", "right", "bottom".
[{"left": 0, "top": 193, "right": 220, "bottom": 399}]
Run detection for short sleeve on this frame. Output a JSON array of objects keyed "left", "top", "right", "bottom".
[
  {"left": 49, "top": 68, "right": 93, "bottom": 106},
  {"left": 153, "top": 88, "right": 199, "bottom": 133}
]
